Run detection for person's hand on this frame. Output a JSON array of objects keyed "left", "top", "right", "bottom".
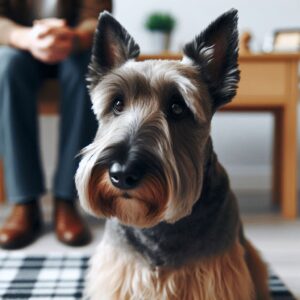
[
  {"left": 27, "top": 18, "right": 76, "bottom": 64},
  {"left": 9, "top": 18, "right": 94, "bottom": 58}
]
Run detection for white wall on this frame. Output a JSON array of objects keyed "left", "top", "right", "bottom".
[
  {"left": 40, "top": 0, "right": 300, "bottom": 193},
  {"left": 113, "top": 0, "right": 300, "bottom": 53}
]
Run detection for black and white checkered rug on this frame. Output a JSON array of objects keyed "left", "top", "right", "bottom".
[{"left": 0, "top": 253, "right": 296, "bottom": 300}]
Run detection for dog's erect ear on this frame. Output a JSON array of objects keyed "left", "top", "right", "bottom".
[
  {"left": 88, "top": 11, "right": 140, "bottom": 89},
  {"left": 183, "top": 9, "right": 239, "bottom": 110}
]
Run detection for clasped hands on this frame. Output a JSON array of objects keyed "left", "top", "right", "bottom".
[{"left": 28, "top": 18, "right": 77, "bottom": 64}]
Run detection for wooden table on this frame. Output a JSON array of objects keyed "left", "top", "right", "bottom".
[
  {"left": 0, "top": 53, "right": 299, "bottom": 219},
  {"left": 229, "top": 54, "right": 299, "bottom": 219}
]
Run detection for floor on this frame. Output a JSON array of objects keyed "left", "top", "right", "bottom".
[{"left": 0, "top": 192, "right": 299, "bottom": 299}]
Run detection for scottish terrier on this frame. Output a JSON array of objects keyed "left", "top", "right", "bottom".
[{"left": 76, "top": 9, "right": 270, "bottom": 300}]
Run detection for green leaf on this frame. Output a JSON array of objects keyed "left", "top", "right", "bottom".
[{"left": 145, "top": 12, "right": 176, "bottom": 33}]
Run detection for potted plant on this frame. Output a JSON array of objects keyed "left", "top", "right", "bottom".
[{"left": 145, "top": 12, "right": 176, "bottom": 53}]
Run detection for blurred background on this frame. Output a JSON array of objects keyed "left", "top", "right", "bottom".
[
  {"left": 40, "top": 0, "right": 300, "bottom": 210},
  {"left": 1, "top": 0, "right": 300, "bottom": 299},
  {"left": 37, "top": 2, "right": 300, "bottom": 297}
]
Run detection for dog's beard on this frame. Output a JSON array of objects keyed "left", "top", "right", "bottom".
[{"left": 88, "top": 166, "right": 168, "bottom": 228}]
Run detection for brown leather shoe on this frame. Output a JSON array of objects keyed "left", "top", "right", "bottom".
[
  {"left": 0, "top": 201, "right": 43, "bottom": 250},
  {"left": 54, "top": 198, "right": 91, "bottom": 246}
]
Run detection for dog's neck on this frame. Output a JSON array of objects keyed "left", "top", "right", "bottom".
[{"left": 107, "top": 138, "right": 240, "bottom": 268}]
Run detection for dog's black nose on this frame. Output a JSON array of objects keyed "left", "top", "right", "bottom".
[{"left": 109, "top": 161, "right": 144, "bottom": 189}]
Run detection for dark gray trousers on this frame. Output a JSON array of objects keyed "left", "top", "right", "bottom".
[{"left": 0, "top": 46, "right": 97, "bottom": 203}]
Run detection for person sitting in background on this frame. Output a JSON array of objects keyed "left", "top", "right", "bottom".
[{"left": 0, "top": 0, "right": 112, "bottom": 249}]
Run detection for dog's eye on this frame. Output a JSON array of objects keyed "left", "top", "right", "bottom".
[
  {"left": 112, "top": 97, "right": 124, "bottom": 115},
  {"left": 168, "top": 97, "right": 188, "bottom": 120},
  {"left": 171, "top": 103, "right": 184, "bottom": 115}
]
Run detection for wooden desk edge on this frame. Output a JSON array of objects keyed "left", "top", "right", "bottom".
[{"left": 138, "top": 53, "right": 300, "bottom": 62}]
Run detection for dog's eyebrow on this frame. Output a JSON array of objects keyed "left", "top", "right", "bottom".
[
  {"left": 137, "top": 62, "right": 208, "bottom": 123},
  {"left": 162, "top": 77, "right": 207, "bottom": 124},
  {"left": 178, "top": 86, "right": 207, "bottom": 124},
  {"left": 95, "top": 62, "right": 207, "bottom": 123},
  {"left": 108, "top": 70, "right": 153, "bottom": 98}
]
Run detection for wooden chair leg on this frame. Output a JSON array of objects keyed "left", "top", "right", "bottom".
[{"left": 0, "top": 160, "right": 5, "bottom": 203}]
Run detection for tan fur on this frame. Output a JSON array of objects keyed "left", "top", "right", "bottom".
[
  {"left": 244, "top": 240, "right": 271, "bottom": 300},
  {"left": 88, "top": 167, "right": 168, "bottom": 227},
  {"left": 86, "top": 240, "right": 254, "bottom": 300}
]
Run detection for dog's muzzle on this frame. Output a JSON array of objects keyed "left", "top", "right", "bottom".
[{"left": 109, "top": 159, "right": 146, "bottom": 190}]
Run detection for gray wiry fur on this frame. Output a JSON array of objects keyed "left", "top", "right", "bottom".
[
  {"left": 88, "top": 11, "right": 140, "bottom": 90},
  {"left": 76, "top": 6, "right": 239, "bottom": 270},
  {"left": 183, "top": 8, "right": 240, "bottom": 109},
  {"left": 78, "top": 59, "right": 212, "bottom": 223},
  {"left": 76, "top": 10, "right": 270, "bottom": 300},
  {"left": 114, "top": 143, "right": 240, "bottom": 267}
]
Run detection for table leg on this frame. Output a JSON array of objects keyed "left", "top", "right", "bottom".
[
  {"left": 280, "top": 60, "right": 299, "bottom": 219},
  {"left": 280, "top": 103, "right": 298, "bottom": 219}
]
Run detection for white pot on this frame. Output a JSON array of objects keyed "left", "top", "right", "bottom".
[{"left": 148, "top": 31, "right": 171, "bottom": 54}]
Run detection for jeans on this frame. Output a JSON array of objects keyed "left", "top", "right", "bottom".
[{"left": 0, "top": 46, "right": 97, "bottom": 203}]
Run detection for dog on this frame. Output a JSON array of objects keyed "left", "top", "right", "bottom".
[{"left": 75, "top": 9, "right": 271, "bottom": 300}]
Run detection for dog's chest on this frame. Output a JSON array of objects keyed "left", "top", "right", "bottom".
[
  {"left": 86, "top": 236, "right": 253, "bottom": 300},
  {"left": 117, "top": 197, "right": 236, "bottom": 268}
]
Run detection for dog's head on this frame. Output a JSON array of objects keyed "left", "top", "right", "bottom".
[{"left": 75, "top": 9, "right": 239, "bottom": 228}]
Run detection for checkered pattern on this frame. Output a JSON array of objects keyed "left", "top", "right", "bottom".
[
  {"left": 0, "top": 253, "right": 86, "bottom": 300},
  {"left": 0, "top": 253, "right": 296, "bottom": 300}
]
